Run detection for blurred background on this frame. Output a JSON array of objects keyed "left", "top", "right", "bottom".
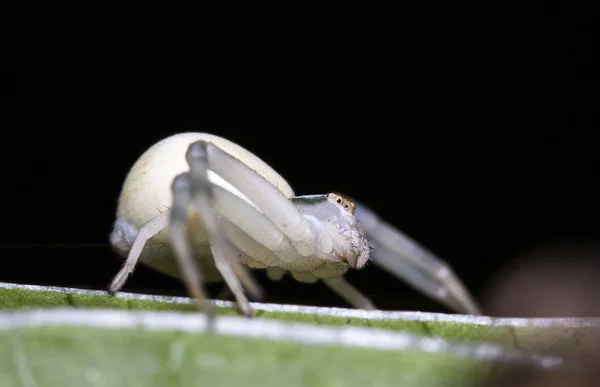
[{"left": 1, "top": 4, "right": 596, "bottom": 315}]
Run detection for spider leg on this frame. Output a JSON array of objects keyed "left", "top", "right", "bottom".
[
  {"left": 185, "top": 142, "right": 263, "bottom": 317},
  {"left": 268, "top": 265, "right": 378, "bottom": 310},
  {"left": 169, "top": 173, "right": 214, "bottom": 316},
  {"left": 322, "top": 277, "right": 376, "bottom": 310},
  {"left": 351, "top": 198, "right": 481, "bottom": 315},
  {"left": 307, "top": 263, "right": 377, "bottom": 310},
  {"left": 183, "top": 139, "right": 326, "bottom": 277},
  {"left": 108, "top": 211, "right": 170, "bottom": 293},
  {"left": 201, "top": 140, "right": 316, "bottom": 254}
]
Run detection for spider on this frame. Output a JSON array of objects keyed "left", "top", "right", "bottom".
[{"left": 108, "top": 132, "right": 481, "bottom": 316}]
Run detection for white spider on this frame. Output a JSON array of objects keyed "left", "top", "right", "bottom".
[{"left": 109, "top": 133, "right": 481, "bottom": 316}]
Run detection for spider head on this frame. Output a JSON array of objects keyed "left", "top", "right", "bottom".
[
  {"left": 325, "top": 193, "right": 356, "bottom": 215},
  {"left": 291, "top": 193, "right": 371, "bottom": 270}
]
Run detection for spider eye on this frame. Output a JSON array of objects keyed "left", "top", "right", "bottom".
[
  {"left": 336, "top": 198, "right": 341, "bottom": 203},
  {"left": 344, "top": 204, "right": 348, "bottom": 209}
]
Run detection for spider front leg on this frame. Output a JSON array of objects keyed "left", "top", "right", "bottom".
[{"left": 351, "top": 198, "right": 482, "bottom": 315}]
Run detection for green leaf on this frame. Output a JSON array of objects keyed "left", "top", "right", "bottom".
[
  {"left": 0, "top": 282, "right": 597, "bottom": 387},
  {"left": 0, "top": 324, "right": 492, "bottom": 387}
]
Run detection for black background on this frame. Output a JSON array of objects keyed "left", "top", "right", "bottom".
[{"left": 1, "top": 4, "right": 597, "bottom": 315}]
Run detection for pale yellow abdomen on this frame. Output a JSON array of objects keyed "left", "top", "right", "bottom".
[{"left": 113, "top": 132, "right": 295, "bottom": 281}]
